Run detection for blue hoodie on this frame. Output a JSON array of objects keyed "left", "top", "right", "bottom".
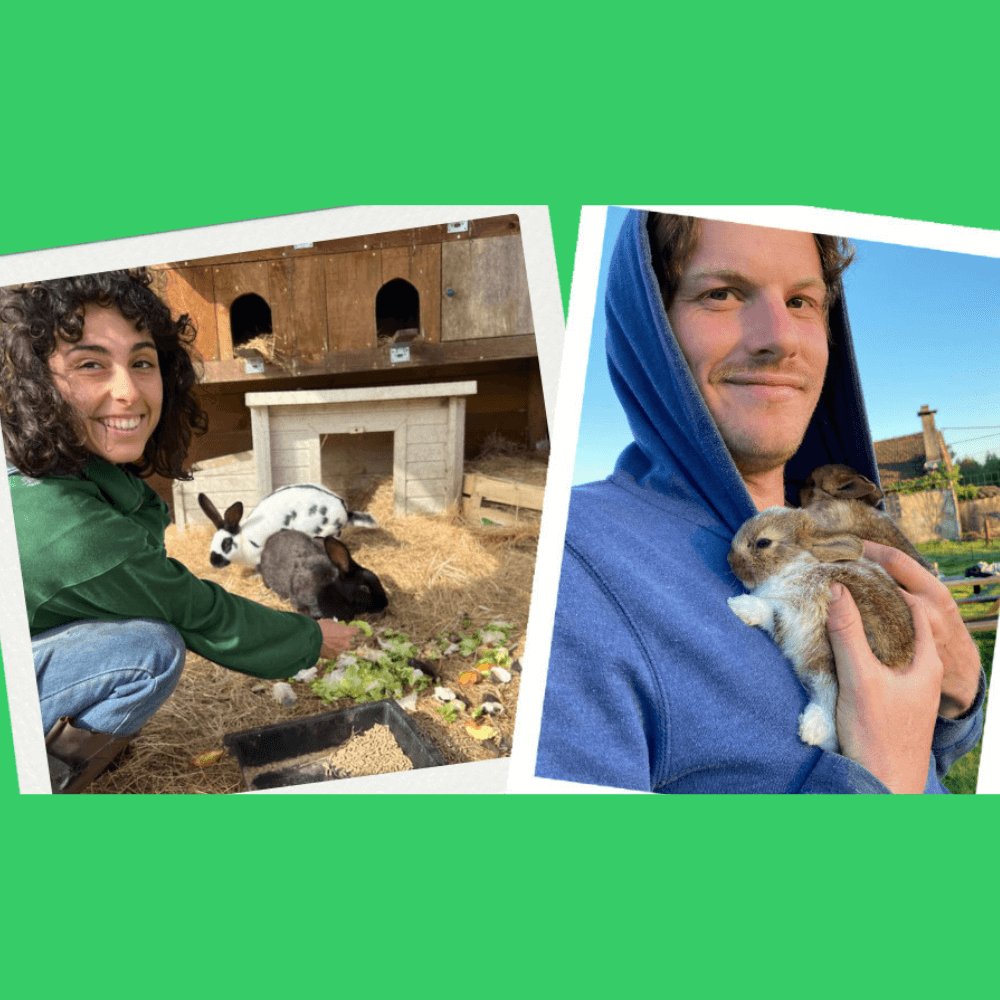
[{"left": 535, "top": 210, "right": 984, "bottom": 793}]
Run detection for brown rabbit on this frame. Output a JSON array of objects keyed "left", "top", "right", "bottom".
[
  {"left": 799, "top": 464, "right": 935, "bottom": 572},
  {"left": 727, "top": 506, "right": 915, "bottom": 753}
]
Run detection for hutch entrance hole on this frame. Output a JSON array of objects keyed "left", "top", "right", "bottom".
[
  {"left": 230, "top": 293, "right": 273, "bottom": 348},
  {"left": 375, "top": 278, "right": 420, "bottom": 341}
]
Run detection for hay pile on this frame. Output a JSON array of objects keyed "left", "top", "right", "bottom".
[{"left": 85, "top": 446, "right": 545, "bottom": 794}]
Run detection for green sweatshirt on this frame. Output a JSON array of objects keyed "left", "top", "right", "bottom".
[{"left": 9, "top": 456, "right": 323, "bottom": 679}]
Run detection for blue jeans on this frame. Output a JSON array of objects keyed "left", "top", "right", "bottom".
[{"left": 33, "top": 619, "right": 187, "bottom": 737}]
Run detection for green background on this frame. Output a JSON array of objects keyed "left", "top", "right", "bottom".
[{"left": 2, "top": 4, "right": 998, "bottom": 995}]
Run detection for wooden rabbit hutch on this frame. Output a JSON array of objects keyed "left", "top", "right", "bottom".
[{"left": 147, "top": 214, "right": 547, "bottom": 521}]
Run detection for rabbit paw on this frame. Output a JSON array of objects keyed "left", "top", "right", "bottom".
[
  {"left": 798, "top": 703, "right": 840, "bottom": 753},
  {"left": 727, "top": 594, "right": 768, "bottom": 627}
]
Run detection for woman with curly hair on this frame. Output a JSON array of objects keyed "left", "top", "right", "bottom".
[{"left": 0, "top": 269, "right": 357, "bottom": 793}]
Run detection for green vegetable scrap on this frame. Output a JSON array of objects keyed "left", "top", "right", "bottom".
[
  {"left": 349, "top": 620, "right": 374, "bottom": 637},
  {"left": 311, "top": 629, "right": 434, "bottom": 705},
  {"left": 436, "top": 622, "right": 515, "bottom": 660},
  {"left": 436, "top": 703, "right": 459, "bottom": 724}
]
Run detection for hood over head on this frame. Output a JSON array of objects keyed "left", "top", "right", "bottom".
[{"left": 605, "top": 209, "right": 879, "bottom": 537}]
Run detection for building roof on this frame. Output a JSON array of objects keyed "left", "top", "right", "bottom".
[
  {"left": 874, "top": 429, "right": 953, "bottom": 486},
  {"left": 873, "top": 433, "right": 927, "bottom": 485}
]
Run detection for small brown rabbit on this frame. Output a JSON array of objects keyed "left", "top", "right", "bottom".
[
  {"left": 800, "top": 464, "right": 935, "bottom": 572},
  {"left": 727, "top": 506, "right": 914, "bottom": 753},
  {"left": 799, "top": 463, "right": 884, "bottom": 507}
]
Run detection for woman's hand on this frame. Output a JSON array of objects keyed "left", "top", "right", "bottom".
[
  {"left": 317, "top": 619, "right": 359, "bottom": 659},
  {"left": 828, "top": 583, "right": 942, "bottom": 794},
  {"left": 862, "top": 540, "right": 981, "bottom": 719}
]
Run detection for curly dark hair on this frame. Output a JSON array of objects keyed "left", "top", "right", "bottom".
[
  {"left": 0, "top": 268, "right": 208, "bottom": 479},
  {"left": 646, "top": 213, "right": 855, "bottom": 314}
]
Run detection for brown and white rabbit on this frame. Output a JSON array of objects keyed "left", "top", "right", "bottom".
[
  {"left": 799, "top": 464, "right": 935, "bottom": 571},
  {"left": 727, "top": 506, "right": 914, "bottom": 753},
  {"left": 259, "top": 529, "right": 388, "bottom": 622}
]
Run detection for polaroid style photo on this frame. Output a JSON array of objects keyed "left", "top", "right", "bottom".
[
  {"left": 509, "top": 205, "right": 1000, "bottom": 795},
  {"left": 0, "top": 206, "right": 564, "bottom": 795}
]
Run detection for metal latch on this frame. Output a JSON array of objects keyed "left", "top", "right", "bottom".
[
  {"left": 244, "top": 358, "right": 265, "bottom": 374},
  {"left": 447, "top": 221, "right": 469, "bottom": 233},
  {"left": 390, "top": 345, "right": 411, "bottom": 363}
]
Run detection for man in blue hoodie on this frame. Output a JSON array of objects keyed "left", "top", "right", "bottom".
[{"left": 535, "top": 210, "right": 984, "bottom": 794}]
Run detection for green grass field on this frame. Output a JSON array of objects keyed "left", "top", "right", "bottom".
[{"left": 916, "top": 540, "right": 998, "bottom": 794}]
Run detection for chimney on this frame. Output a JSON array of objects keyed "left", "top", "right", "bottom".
[{"left": 918, "top": 405, "right": 943, "bottom": 469}]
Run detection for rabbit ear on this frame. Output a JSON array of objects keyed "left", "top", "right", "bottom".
[
  {"left": 804, "top": 532, "right": 865, "bottom": 563},
  {"left": 222, "top": 501, "right": 243, "bottom": 531},
  {"left": 830, "top": 469, "right": 882, "bottom": 504},
  {"left": 322, "top": 536, "right": 352, "bottom": 575},
  {"left": 198, "top": 493, "right": 225, "bottom": 529}
]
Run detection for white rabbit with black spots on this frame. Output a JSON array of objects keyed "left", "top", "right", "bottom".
[{"left": 198, "top": 484, "right": 377, "bottom": 570}]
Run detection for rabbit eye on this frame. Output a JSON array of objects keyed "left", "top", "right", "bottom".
[{"left": 755, "top": 538, "right": 772, "bottom": 549}]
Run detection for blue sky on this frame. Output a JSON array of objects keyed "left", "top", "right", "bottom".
[{"left": 571, "top": 207, "right": 1000, "bottom": 485}]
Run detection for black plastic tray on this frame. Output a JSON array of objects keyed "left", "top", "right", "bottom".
[{"left": 223, "top": 699, "right": 448, "bottom": 791}]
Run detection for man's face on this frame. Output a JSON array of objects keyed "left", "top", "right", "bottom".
[{"left": 665, "top": 219, "right": 829, "bottom": 477}]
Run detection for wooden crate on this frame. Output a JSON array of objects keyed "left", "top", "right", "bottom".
[{"left": 461, "top": 472, "right": 544, "bottom": 524}]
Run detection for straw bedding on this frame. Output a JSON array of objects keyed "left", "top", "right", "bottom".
[{"left": 85, "top": 446, "right": 546, "bottom": 794}]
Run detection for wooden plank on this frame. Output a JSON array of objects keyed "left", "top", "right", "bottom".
[
  {"left": 197, "top": 333, "right": 537, "bottom": 383},
  {"left": 212, "top": 261, "right": 271, "bottom": 361},
  {"left": 944, "top": 575, "right": 1000, "bottom": 588},
  {"left": 448, "top": 395, "right": 464, "bottom": 503},
  {"left": 250, "top": 406, "right": 273, "bottom": 499},
  {"left": 151, "top": 215, "right": 522, "bottom": 269},
  {"left": 440, "top": 237, "right": 532, "bottom": 341},
  {"left": 461, "top": 473, "right": 544, "bottom": 511},
  {"left": 966, "top": 618, "right": 998, "bottom": 634},
  {"left": 470, "top": 216, "right": 522, "bottom": 240},
  {"left": 406, "top": 481, "right": 452, "bottom": 501},
  {"left": 246, "top": 381, "right": 476, "bottom": 408},
  {"left": 393, "top": 422, "right": 408, "bottom": 512},
  {"left": 407, "top": 422, "right": 448, "bottom": 444},
  {"left": 380, "top": 243, "right": 441, "bottom": 344},
  {"left": 326, "top": 249, "right": 381, "bottom": 352},
  {"left": 406, "top": 460, "right": 448, "bottom": 479},
  {"left": 955, "top": 594, "right": 1000, "bottom": 605},
  {"left": 267, "top": 255, "right": 328, "bottom": 365},
  {"left": 158, "top": 266, "right": 219, "bottom": 363}
]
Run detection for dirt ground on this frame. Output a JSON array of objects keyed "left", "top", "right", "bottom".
[{"left": 85, "top": 444, "right": 547, "bottom": 794}]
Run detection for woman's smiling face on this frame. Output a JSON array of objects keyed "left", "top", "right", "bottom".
[{"left": 47, "top": 304, "right": 163, "bottom": 465}]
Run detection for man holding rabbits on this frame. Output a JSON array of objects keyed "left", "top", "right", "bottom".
[{"left": 535, "top": 211, "right": 983, "bottom": 794}]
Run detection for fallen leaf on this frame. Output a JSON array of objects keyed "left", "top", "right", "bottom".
[
  {"left": 465, "top": 723, "right": 498, "bottom": 741},
  {"left": 458, "top": 670, "right": 480, "bottom": 686},
  {"left": 191, "top": 749, "right": 225, "bottom": 768}
]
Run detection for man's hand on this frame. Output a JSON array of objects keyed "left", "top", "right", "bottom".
[
  {"left": 862, "top": 540, "right": 981, "bottom": 719},
  {"left": 828, "top": 583, "right": 942, "bottom": 794},
  {"left": 317, "top": 619, "right": 359, "bottom": 659}
]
